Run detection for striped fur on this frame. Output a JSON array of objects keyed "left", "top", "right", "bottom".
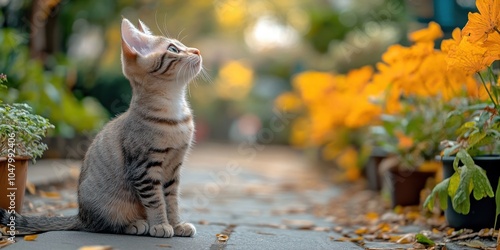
[{"left": 0, "top": 18, "right": 201, "bottom": 238}]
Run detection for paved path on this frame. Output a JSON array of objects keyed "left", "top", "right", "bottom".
[{"left": 1, "top": 143, "right": 488, "bottom": 249}]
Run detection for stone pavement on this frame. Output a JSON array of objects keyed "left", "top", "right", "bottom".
[{"left": 1, "top": 143, "right": 488, "bottom": 249}]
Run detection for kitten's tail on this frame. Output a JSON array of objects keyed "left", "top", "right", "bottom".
[{"left": 0, "top": 208, "right": 81, "bottom": 232}]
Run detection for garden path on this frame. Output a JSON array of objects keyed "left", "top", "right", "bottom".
[{"left": 1, "top": 143, "right": 495, "bottom": 250}]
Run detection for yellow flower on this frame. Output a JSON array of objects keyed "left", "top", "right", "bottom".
[
  {"left": 396, "top": 131, "right": 414, "bottom": 149},
  {"left": 274, "top": 92, "right": 302, "bottom": 112},
  {"left": 293, "top": 71, "right": 335, "bottom": 104},
  {"left": 215, "top": 61, "right": 254, "bottom": 100},
  {"left": 409, "top": 21, "right": 444, "bottom": 43},
  {"left": 441, "top": 28, "right": 462, "bottom": 53},
  {"left": 345, "top": 100, "right": 382, "bottom": 128},
  {"left": 447, "top": 37, "right": 491, "bottom": 75},
  {"left": 483, "top": 30, "right": 500, "bottom": 61},
  {"left": 289, "top": 117, "right": 310, "bottom": 147},
  {"left": 462, "top": 0, "right": 500, "bottom": 43}
]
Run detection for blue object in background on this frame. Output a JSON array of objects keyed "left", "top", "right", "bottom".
[{"left": 433, "top": 0, "right": 475, "bottom": 31}]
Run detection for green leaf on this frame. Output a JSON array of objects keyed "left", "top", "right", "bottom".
[
  {"left": 463, "top": 121, "right": 477, "bottom": 129},
  {"left": 424, "top": 178, "right": 450, "bottom": 211},
  {"left": 415, "top": 233, "right": 435, "bottom": 246},
  {"left": 448, "top": 172, "right": 460, "bottom": 198},
  {"left": 467, "top": 131, "right": 487, "bottom": 149},
  {"left": 494, "top": 177, "right": 500, "bottom": 230},
  {"left": 457, "top": 149, "right": 475, "bottom": 169},
  {"left": 452, "top": 166, "right": 472, "bottom": 214},
  {"left": 471, "top": 165, "right": 494, "bottom": 200}
]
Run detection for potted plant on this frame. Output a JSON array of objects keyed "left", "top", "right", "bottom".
[
  {"left": 0, "top": 74, "right": 54, "bottom": 213},
  {"left": 371, "top": 97, "right": 457, "bottom": 207},
  {"left": 424, "top": 0, "right": 500, "bottom": 230}
]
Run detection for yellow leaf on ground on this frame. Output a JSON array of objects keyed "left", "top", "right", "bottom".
[
  {"left": 355, "top": 227, "right": 368, "bottom": 235},
  {"left": 156, "top": 244, "right": 172, "bottom": 248},
  {"left": 23, "top": 235, "right": 38, "bottom": 241},
  {"left": 388, "top": 233, "right": 414, "bottom": 244},
  {"left": 365, "top": 212, "right": 379, "bottom": 221},
  {"left": 334, "top": 236, "right": 364, "bottom": 242},
  {"left": 405, "top": 211, "right": 421, "bottom": 220},
  {"left": 39, "top": 191, "right": 61, "bottom": 199},
  {"left": 78, "top": 246, "right": 113, "bottom": 250}
]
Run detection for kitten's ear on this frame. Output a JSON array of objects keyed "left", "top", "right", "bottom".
[
  {"left": 137, "top": 19, "right": 153, "bottom": 35},
  {"left": 121, "top": 18, "right": 153, "bottom": 58}
]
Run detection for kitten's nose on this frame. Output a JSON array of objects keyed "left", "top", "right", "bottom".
[{"left": 190, "top": 48, "right": 200, "bottom": 55}]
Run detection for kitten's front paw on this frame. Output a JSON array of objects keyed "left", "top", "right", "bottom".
[
  {"left": 174, "top": 222, "right": 196, "bottom": 237},
  {"left": 149, "top": 223, "right": 174, "bottom": 238},
  {"left": 125, "top": 220, "right": 149, "bottom": 235}
]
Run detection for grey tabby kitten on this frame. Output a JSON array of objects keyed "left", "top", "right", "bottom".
[{"left": 0, "top": 18, "right": 201, "bottom": 238}]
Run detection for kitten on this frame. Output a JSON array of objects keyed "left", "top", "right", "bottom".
[{"left": 0, "top": 18, "right": 202, "bottom": 238}]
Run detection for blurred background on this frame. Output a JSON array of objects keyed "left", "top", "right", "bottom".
[{"left": 0, "top": 0, "right": 475, "bottom": 166}]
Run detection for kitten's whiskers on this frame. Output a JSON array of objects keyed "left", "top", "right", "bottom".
[{"left": 155, "top": 11, "right": 166, "bottom": 37}]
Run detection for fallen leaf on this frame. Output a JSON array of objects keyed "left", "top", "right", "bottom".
[
  {"left": 333, "top": 226, "right": 343, "bottom": 233},
  {"left": 365, "top": 212, "right": 379, "bottom": 221},
  {"left": 281, "top": 219, "right": 314, "bottom": 230},
  {"left": 332, "top": 236, "right": 364, "bottom": 243},
  {"left": 416, "top": 233, "right": 435, "bottom": 246},
  {"left": 448, "top": 232, "right": 479, "bottom": 241},
  {"left": 216, "top": 233, "right": 229, "bottom": 242},
  {"left": 355, "top": 227, "right": 368, "bottom": 235},
  {"left": 312, "top": 227, "right": 330, "bottom": 232},
  {"left": 198, "top": 220, "right": 209, "bottom": 225},
  {"left": 377, "top": 223, "right": 392, "bottom": 233},
  {"left": 78, "top": 246, "right": 113, "bottom": 250},
  {"left": 24, "top": 235, "right": 38, "bottom": 241},
  {"left": 388, "top": 233, "right": 414, "bottom": 244},
  {"left": 457, "top": 240, "right": 491, "bottom": 249},
  {"left": 412, "top": 242, "right": 427, "bottom": 249},
  {"left": 156, "top": 244, "right": 172, "bottom": 248},
  {"left": 406, "top": 211, "right": 421, "bottom": 220},
  {"left": 39, "top": 191, "right": 61, "bottom": 199}
]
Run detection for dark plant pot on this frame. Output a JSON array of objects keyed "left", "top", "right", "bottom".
[
  {"left": 364, "top": 148, "right": 387, "bottom": 190},
  {"left": 442, "top": 155, "right": 500, "bottom": 230},
  {"left": 0, "top": 156, "right": 29, "bottom": 213},
  {"left": 385, "top": 168, "right": 434, "bottom": 207}
]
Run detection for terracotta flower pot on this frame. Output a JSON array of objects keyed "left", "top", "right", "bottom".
[
  {"left": 385, "top": 167, "right": 434, "bottom": 207},
  {"left": 0, "top": 156, "right": 30, "bottom": 213},
  {"left": 442, "top": 155, "right": 500, "bottom": 230}
]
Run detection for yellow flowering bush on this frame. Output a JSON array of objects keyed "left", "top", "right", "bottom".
[
  {"left": 275, "top": 66, "right": 380, "bottom": 181},
  {"left": 275, "top": 7, "right": 496, "bottom": 180}
]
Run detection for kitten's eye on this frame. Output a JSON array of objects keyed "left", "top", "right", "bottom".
[{"left": 168, "top": 45, "right": 179, "bottom": 53}]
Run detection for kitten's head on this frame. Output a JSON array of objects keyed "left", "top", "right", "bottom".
[{"left": 120, "top": 18, "right": 202, "bottom": 86}]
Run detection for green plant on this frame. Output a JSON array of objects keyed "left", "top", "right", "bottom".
[
  {"left": 0, "top": 76, "right": 55, "bottom": 160},
  {"left": 424, "top": 68, "right": 500, "bottom": 225},
  {"left": 0, "top": 28, "right": 108, "bottom": 137},
  {"left": 371, "top": 97, "right": 460, "bottom": 170},
  {"left": 423, "top": 0, "right": 500, "bottom": 229}
]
